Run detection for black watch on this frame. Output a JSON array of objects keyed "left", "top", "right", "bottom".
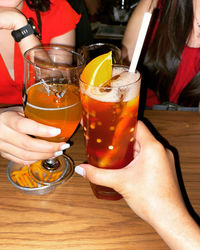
[{"left": 11, "top": 18, "right": 41, "bottom": 42}]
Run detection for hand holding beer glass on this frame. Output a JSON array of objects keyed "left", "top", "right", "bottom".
[
  {"left": 80, "top": 52, "right": 141, "bottom": 200},
  {"left": 23, "top": 45, "right": 85, "bottom": 186}
]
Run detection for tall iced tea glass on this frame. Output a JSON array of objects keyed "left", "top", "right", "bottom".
[{"left": 80, "top": 65, "right": 141, "bottom": 200}]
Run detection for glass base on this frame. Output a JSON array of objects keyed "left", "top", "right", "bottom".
[
  {"left": 27, "top": 154, "right": 74, "bottom": 186},
  {"left": 90, "top": 183, "right": 122, "bottom": 200},
  {"left": 7, "top": 161, "right": 56, "bottom": 195}
]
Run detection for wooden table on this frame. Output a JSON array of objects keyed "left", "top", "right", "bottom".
[{"left": 0, "top": 110, "right": 199, "bottom": 249}]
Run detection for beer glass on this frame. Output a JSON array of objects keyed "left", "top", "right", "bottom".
[
  {"left": 23, "top": 45, "right": 85, "bottom": 186},
  {"left": 80, "top": 65, "right": 141, "bottom": 200}
]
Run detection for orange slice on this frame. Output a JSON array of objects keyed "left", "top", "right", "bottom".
[{"left": 80, "top": 51, "right": 112, "bottom": 86}]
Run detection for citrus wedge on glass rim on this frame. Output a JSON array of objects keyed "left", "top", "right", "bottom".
[{"left": 80, "top": 51, "right": 112, "bottom": 86}]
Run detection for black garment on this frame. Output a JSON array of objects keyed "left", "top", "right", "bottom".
[{"left": 67, "top": 0, "right": 93, "bottom": 49}]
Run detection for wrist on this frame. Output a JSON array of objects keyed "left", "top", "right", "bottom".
[
  {"left": 11, "top": 18, "right": 41, "bottom": 43},
  {"left": 147, "top": 198, "right": 187, "bottom": 227},
  {"left": 151, "top": 206, "right": 200, "bottom": 249}
]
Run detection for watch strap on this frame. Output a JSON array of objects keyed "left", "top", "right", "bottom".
[{"left": 11, "top": 23, "right": 34, "bottom": 42}]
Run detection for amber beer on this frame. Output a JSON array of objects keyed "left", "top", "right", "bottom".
[
  {"left": 24, "top": 82, "right": 82, "bottom": 142},
  {"left": 80, "top": 65, "right": 141, "bottom": 200}
]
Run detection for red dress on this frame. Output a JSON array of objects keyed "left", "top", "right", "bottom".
[
  {"left": 0, "top": 0, "right": 81, "bottom": 104},
  {"left": 146, "top": 1, "right": 200, "bottom": 108}
]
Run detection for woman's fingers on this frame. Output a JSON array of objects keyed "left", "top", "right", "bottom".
[
  {"left": 0, "top": 111, "right": 70, "bottom": 163},
  {"left": 1, "top": 111, "right": 61, "bottom": 138},
  {"left": 0, "top": 139, "right": 69, "bottom": 164},
  {"left": 0, "top": 128, "right": 65, "bottom": 153},
  {"left": 0, "top": 111, "right": 69, "bottom": 152},
  {"left": 1, "top": 152, "right": 37, "bottom": 165}
]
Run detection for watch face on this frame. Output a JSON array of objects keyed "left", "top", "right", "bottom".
[{"left": 28, "top": 18, "right": 41, "bottom": 40}]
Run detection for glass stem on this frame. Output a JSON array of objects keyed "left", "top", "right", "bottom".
[{"left": 42, "top": 157, "right": 60, "bottom": 171}]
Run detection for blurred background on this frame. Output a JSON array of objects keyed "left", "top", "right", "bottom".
[{"left": 68, "top": 0, "right": 140, "bottom": 49}]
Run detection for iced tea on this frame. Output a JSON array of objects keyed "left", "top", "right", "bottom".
[{"left": 80, "top": 65, "right": 141, "bottom": 200}]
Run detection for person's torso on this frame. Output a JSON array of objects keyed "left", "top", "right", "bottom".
[{"left": 0, "top": 0, "right": 80, "bottom": 105}]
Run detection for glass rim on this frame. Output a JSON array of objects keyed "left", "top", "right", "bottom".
[
  {"left": 80, "top": 42, "right": 122, "bottom": 60},
  {"left": 24, "top": 45, "right": 86, "bottom": 71},
  {"left": 81, "top": 42, "right": 121, "bottom": 51},
  {"left": 80, "top": 64, "right": 141, "bottom": 89}
]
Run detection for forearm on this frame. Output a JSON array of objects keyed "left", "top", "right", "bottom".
[
  {"left": 122, "top": 0, "right": 158, "bottom": 62},
  {"left": 50, "top": 29, "right": 76, "bottom": 49},
  {"left": 18, "top": 34, "right": 41, "bottom": 55},
  {"left": 125, "top": 168, "right": 200, "bottom": 249},
  {"left": 152, "top": 206, "right": 200, "bottom": 249}
]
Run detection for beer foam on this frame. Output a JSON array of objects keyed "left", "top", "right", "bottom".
[{"left": 84, "top": 67, "right": 141, "bottom": 102}]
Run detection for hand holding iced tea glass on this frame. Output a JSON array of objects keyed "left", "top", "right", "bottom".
[
  {"left": 80, "top": 52, "right": 141, "bottom": 200},
  {"left": 23, "top": 45, "right": 85, "bottom": 186}
]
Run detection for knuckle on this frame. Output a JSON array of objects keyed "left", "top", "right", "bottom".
[
  {"left": 19, "top": 150, "right": 32, "bottom": 161},
  {"left": 151, "top": 140, "right": 163, "bottom": 151},
  {"left": 19, "top": 138, "right": 33, "bottom": 151},
  {"left": 144, "top": 140, "right": 163, "bottom": 157},
  {"left": 15, "top": 116, "right": 27, "bottom": 132}
]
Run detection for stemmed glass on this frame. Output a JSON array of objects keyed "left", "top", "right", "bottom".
[{"left": 23, "top": 45, "right": 85, "bottom": 186}]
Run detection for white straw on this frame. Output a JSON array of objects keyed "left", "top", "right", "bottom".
[{"left": 129, "top": 12, "right": 152, "bottom": 73}]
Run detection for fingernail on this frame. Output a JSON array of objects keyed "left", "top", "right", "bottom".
[
  {"left": 54, "top": 150, "right": 63, "bottom": 157},
  {"left": 75, "top": 165, "right": 85, "bottom": 177},
  {"left": 49, "top": 128, "right": 61, "bottom": 136},
  {"left": 60, "top": 143, "right": 70, "bottom": 150}
]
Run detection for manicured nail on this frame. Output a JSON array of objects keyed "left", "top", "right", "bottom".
[
  {"left": 54, "top": 150, "right": 63, "bottom": 157},
  {"left": 75, "top": 165, "right": 85, "bottom": 177},
  {"left": 49, "top": 128, "right": 61, "bottom": 136},
  {"left": 60, "top": 143, "right": 70, "bottom": 150}
]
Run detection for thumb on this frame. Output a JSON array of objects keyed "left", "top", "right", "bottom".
[{"left": 75, "top": 164, "right": 121, "bottom": 189}]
